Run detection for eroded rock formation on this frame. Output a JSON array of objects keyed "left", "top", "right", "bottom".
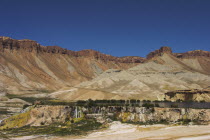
[
  {"left": 0, "top": 36, "right": 145, "bottom": 94},
  {"left": 146, "top": 46, "right": 210, "bottom": 60},
  {"left": 0, "top": 36, "right": 210, "bottom": 99},
  {"left": 0, "top": 36, "right": 145, "bottom": 63},
  {"left": 146, "top": 46, "right": 172, "bottom": 59},
  {"left": 1, "top": 105, "right": 210, "bottom": 129},
  {"left": 165, "top": 89, "right": 210, "bottom": 102},
  {"left": 174, "top": 50, "right": 210, "bottom": 59}
]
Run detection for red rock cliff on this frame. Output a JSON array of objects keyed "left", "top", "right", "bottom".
[
  {"left": 146, "top": 46, "right": 172, "bottom": 59},
  {"left": 0, "top": 36, "right": 145, "bottom": 63},
  {"left": 174, "top": 50, "right": 210, "bottom": 58}
]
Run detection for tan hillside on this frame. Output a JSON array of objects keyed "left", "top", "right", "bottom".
[
  {"left": 0, "top": 37, "right": 210, "bottom": 101},
  {"left": 0, "top": 37, "right": 144, "bottom": 95},
  {"left": 51, "top": 47, "right": 210, "bottom": 101}
]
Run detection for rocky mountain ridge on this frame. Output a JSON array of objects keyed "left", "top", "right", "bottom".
[
  {"left": 0, "top": 36, "right": 210, "bottom": 100},
  {"left": 147, "top": 46, "right": 210, "bottom": 60},
  {"left": 0, "top": 36, "right": 145, "bottom": 63},
  {"left": 174, "top": 50, "right": 210, "bottom": 58},
  {"left": 146, "top": 46, "right": 173, "bottom": 59},
  {"left": 1, "top": 36, "right": 210, "bottom": 63}
]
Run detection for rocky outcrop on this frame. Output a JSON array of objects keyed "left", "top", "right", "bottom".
[
  {"left": 0, "top": 37, "right": 40, "bottom": 52},
  {"left": 174, "top": 50, "right": 210, "bottom": 59},
  {"left": 165, "top": 89, "right": 210, "bottom": 102},
  {"left": 146, "top": 46, "right": 172, "bottom": 59},
  {"left": 146, "top": 46, "right": 210, "bottom": 60},
  {"left": 76, "top": 50, "right": 145, "bottom": 63},
  {"left": 27, "top": 106, "right": 74, "bottom": 126},
  {"left": 0, "top": 36, "right": 145, "bottom": 63},
  {"left": 1, "top": 36, "right": 210, "bottom": 63}
]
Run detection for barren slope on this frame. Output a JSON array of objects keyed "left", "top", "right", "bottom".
[
  {"left": 0, "top": 37, "right": 144, "bottom": 95},
  {"left": 51, "top": 48, "right": 210, "bottom": 101},
  {"left": 0, "top": 37, "right": 210, "bottom": 101}
]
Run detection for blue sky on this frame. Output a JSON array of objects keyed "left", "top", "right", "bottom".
[{"left": 0, "top": 0, "right": 210, "bottom": 57}]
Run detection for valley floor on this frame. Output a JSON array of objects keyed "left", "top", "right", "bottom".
[{"left": 10, "top": 122, "right": 210, "bottom": 140}]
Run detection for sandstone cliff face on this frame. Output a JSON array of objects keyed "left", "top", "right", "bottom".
[
  {"left": 146, "top": 46, "right": 210, "bottom": 60},
  {"left": 0, "top": 37, "right": 39, "bottom": 52},
  {"left": 174, "top": 50, "right": 210, "bottom": 59},
  {"left": 0, "top": 37, "right": 145, "bottom": 63},
  {"left": 146, "top": 46, "right": 172, "bottom": 59}
]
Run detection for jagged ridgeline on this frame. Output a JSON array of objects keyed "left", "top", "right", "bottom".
[{"left": 0, "top": 36, "right": 210, "bottom": 101}]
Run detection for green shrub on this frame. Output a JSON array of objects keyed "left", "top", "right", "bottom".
[
  {"left": 155, "top": 103, "right": 160, "bottom": 107},
  {"left": 142, "top": 103, "right": 154, "bottom": 109}
]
